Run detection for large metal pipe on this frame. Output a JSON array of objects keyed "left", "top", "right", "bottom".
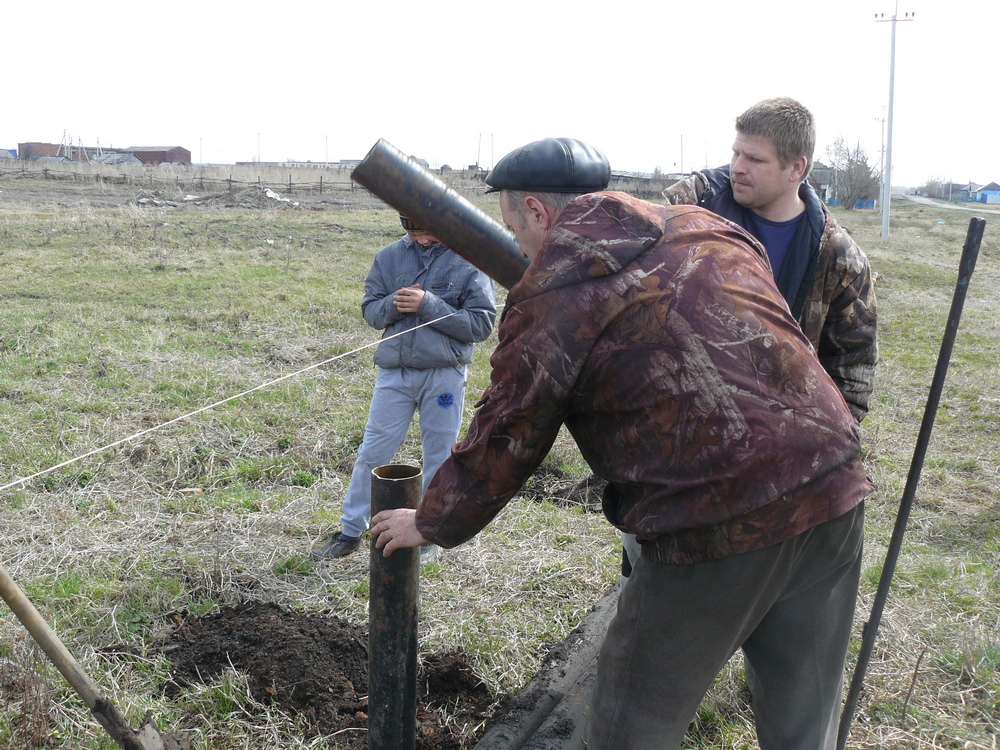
[
  {"left": 351, "top": 139, "right": 528, "bottom": 290},
  {"left": 368, "top": 463, "right": 421, "bottom": 750}
]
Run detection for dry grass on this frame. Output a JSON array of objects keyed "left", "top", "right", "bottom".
[{"left": 0, "top": 181, "right": 998, "bottom": 749}]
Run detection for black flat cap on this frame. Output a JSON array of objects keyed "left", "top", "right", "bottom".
[{"left": 485, "top": 138, "right": 611, "bottom": 194}]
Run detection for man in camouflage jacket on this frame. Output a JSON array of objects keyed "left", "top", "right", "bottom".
[
  {"left": 371, "top": 138, "right": 874, "bottom": 749},
  {"left": 663, "top": 97, "right": 878, "bottom": 423}
]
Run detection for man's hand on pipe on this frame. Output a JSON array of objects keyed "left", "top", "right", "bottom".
[{"left": 371, "top": 508, "right": 429, "bottom": 557}]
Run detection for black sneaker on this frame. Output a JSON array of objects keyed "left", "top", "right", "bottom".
[{"left": 310, "top": 532, "right": 361, "bottom": 561}]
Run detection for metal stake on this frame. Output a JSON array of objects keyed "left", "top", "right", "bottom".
[
  {"left": 368, "top": 464, "right": 421, "bottom": 750},
  {"left": 838, "top": 217, "right": 985, "bottom": 748}
]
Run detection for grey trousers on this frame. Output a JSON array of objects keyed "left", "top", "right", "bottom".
[
  {"left": 339, "top": 366, "right": 466, "bottom": 538},
  {"left": 589, "top": 503, "right": 864, "bottom": 750}
]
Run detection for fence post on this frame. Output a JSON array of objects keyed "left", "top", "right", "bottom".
[
  {"left": 368, "top": 464, "right": 420, "bottom": 750},
  {"left": 228, "top": 175, "right": 233, "bottom": 193},
  {"left": 43, "top": 169, "right": 49, "bottom": 180},
  {"left": 319, "top": 175, "right": 323, "bottom": 194},
  {"left": 288, "top": 174, "right": 292, "bottom": 194}
]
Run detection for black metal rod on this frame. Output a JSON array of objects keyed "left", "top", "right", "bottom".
[
  {"left": 368, "top": 464, "right": 421, "bottom": 750},
  {"left": 351, "top": 139, "right": 529, "bottom": 290},
  {"left": 838, "top": 217, "right": 985, "bottom": 749}
]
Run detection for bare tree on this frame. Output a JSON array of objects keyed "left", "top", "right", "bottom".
[
  {"left": 918, "top": 177, "right": 949, "bottom": 199},
  {"left": 825, "top": 138, "right": 881, "bottom": 211}
]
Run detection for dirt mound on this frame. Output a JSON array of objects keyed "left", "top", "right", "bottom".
[
  {"left": 155, "top": 601, "right": 493, "bottom": 748},
  {"left": 521, "top": 464, "right": 606, "bottom": 512}
]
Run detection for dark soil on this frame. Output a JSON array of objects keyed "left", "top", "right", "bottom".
[
  {"left": 522, "top": 463, "right": 606, "bottom": 513},
  {"left": 153, "top": 601, "right": 494, "bottom": 749}
]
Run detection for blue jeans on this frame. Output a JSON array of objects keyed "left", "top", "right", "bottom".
[
  {"left": 589, "top": 503, "right": 864, "bottom": 750},
  {"left": 339, "top": 366, "right": 467, "bottom": 538}
]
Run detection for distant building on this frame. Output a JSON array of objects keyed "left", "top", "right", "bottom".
[
  {"left": 93, "top": 153, "right": 143, "bottom": 165},
  {"left": 122, "top": 146, "right": 191, "bottom": 165},
  {"left": 809, "top": 161, "right": 835, "bottom": 202},
  {"left": 973, "top": 182, "right": 1000, "bottom": 204},
  {"left": 956, "top": 182, "right": 980, "bottom": 200},
  {"left": 19, "top": 142, "right": 64, "bottom": 160},
  {"left": 16, "top": 141, "right": 191, "bottom": 165}
]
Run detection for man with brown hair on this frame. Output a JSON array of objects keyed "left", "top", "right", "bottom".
[
  {"left": 664, "top": 97, "right": 878, "bottom": 421},
  {"left": 370, "top": 137, "right": 873, "bottom": 748},
  {"left": 614, "top": 96, "right": 881, "bottom": 582}
]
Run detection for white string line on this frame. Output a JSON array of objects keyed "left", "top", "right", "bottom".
[{"left": 0, "top": 312, "right": 458, "bottom": 494}]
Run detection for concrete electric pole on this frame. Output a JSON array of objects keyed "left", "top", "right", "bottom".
[{"left": 876, "top": 2, "right": 915, "bottom": 238}]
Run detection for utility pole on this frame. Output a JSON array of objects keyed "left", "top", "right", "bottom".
[
  {"left": 876, "top": 113, "right": 886, "bottom": 204},
  {"left": 876, "top": 2, "right": 915, "bottom": 238}
]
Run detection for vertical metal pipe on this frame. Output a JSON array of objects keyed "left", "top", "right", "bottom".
[
  {"left": 368, "top": 464, "right": 421, "bottom": 750},
  {"left": 837, "top": 217, "right": 986, "bottom": 749},
  {"left": 351, "top": 139, "right": 528, "bottom": 290}
]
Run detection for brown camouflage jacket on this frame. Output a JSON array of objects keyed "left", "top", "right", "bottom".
[
  {"left": 663, "top": 168, "right": 878, "bottom": 422},
  {"left": 416, "top": 192, "right": 873, "bottom": 564}
]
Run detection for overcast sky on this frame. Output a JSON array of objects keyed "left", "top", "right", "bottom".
[{"left": 4, "top": 0, "right": 996, "bottom": 188}]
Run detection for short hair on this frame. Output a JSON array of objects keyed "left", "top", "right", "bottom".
[
  {"left": 505, "top": 190, "right": 583, "bottom": 228},
  {"left": 735, "top": 97, "right": 816, "bottom": 176}
]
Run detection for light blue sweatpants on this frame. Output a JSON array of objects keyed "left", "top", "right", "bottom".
[{"left": 339, "top": 366, "right": 467, "bottom": 538}]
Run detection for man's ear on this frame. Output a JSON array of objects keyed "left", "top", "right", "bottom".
[
  {"left": 523, "top": 195, "right": 557, "bottom": 232},
  {"left": 789, "top": 155, "right": 809, "bottom": 183}
]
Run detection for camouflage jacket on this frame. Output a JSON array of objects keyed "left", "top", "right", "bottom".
[
  {"left": 416, "top": 192, "right": 873, "bottom": 564},
  {"left": 663, "top": 167, "right": 878, "bottom": 422}
]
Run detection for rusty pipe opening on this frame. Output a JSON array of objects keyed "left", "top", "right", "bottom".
[{"left": 351, "top": 139, "right": 528, "bottom": 290}]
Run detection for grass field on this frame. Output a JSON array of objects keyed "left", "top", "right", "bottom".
[{"left": 0, "top": 174, "right": 998, "bottom": 749}]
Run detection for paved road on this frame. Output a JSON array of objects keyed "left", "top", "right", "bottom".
[{"left": 904, "top": 194, "right": 1000, "bottom": 215}]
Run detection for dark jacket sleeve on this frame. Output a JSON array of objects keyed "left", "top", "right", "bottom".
[
  {"left": 415, "top": 302, "right": 567, "bottom": 547},
  {"left": 808, "top": 226, "right": 878, "bottom": 423}
]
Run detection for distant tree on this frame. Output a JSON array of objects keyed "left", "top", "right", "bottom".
[
  {"left": 918, "top": 177, "right": 948, "bottom": 199},
  {"left": 825, "top": 138, "right": 881, "bottom": 211}
]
